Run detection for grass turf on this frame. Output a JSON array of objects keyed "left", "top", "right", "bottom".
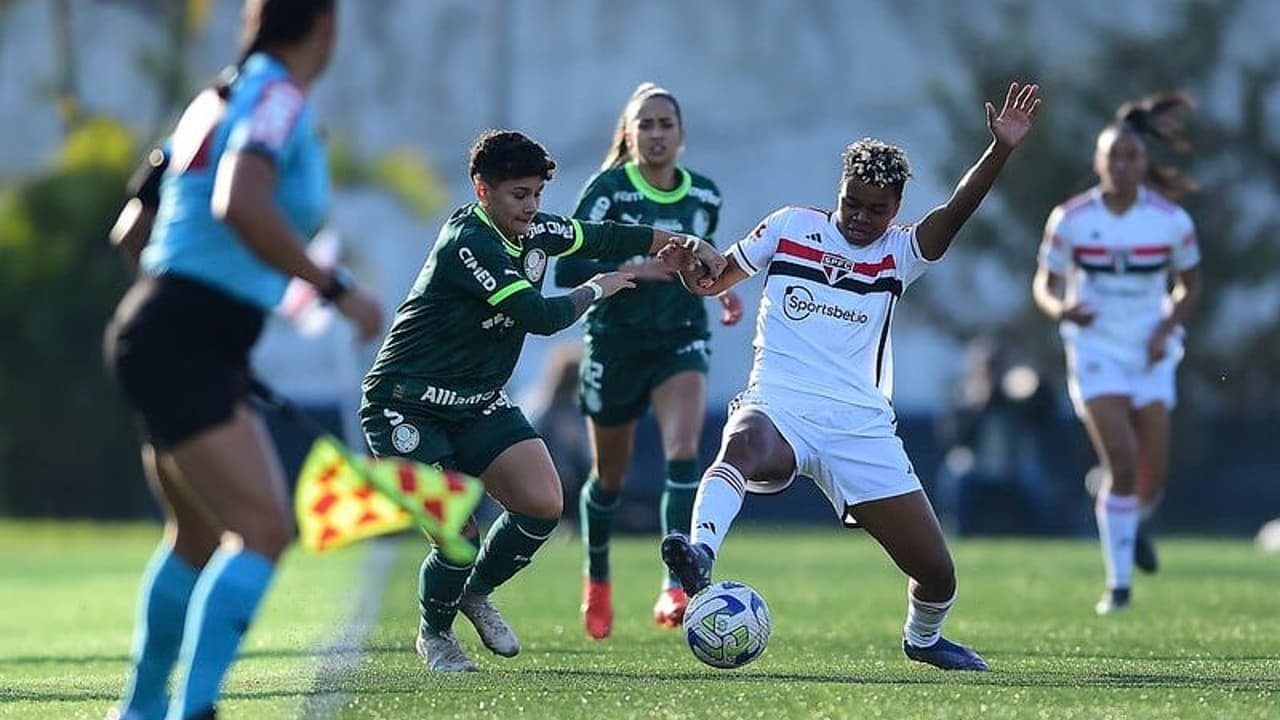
[{"left": 0, "top": 522, "right": 1275, "bottom": 719}]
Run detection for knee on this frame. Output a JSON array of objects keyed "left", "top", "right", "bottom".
[
  {"left": 664, "top": 437, "right": 700, "bottom": 462},
  {"left": 1105, "top": 451, "right": 1138, "bottom": 491},
  {"left": 720, "top": 425, "right": 775, "bottom": 477},
  {"left": 523, "top": 494, "right": 563, "bottom": 522},
  {"left": 236, "top": 508, "right": 293, "bottom": 560}
]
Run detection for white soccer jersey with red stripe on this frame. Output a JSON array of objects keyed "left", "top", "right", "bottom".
[
  {"left": 1039, "top": 186, "right": 1199, "bottom": 364},
  {"left": 728, "top": 206, "right": 934, "bottom": 429}
]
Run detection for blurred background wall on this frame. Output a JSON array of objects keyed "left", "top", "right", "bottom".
[{"left": 1, "top": 0, "right": 1277, "bottom": 533}]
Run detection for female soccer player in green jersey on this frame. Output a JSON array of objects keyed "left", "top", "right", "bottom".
[
  {"left": 360, "top": 130, "right": 726, "bottom": 671},
  {"left": 556, "top": 83, "right": 743, "bottom": 639}
]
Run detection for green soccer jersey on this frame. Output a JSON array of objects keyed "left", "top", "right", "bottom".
[
  {"left": 556, "top": 161, "right": 722, "bottom": 344},
  {"left": 363, "top": 203, "right": 652, "bottom": 411}
]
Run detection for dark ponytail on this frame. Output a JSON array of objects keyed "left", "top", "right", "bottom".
[
  {"left": 600, "top": 82, "right": 683, "bottom": 171},
  {"left": 1112, "top": 92, "right": 1198, "bottom": 199},
  {"left": 214, "top": 0, "right": 336, "bottom": 99}
]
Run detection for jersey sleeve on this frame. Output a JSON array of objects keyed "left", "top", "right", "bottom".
[
  {"left": 225, "top": 79, "right": 307, "bottom": 164},
  {"left": 1170, "top": 208, "right": 1201, "bottom": 271},
  {"left": 882, "top": 224, "right": 936, "bottom": 288},
  {"left": 558, "top": 217, "right": 652, "bottom": 262},
  {"left": 442, "top": 231, "right": 531, "bottom": 307},
  {"left": 1038, "top": 205, "right": 1072, "bottom": 275},
  {"left": 727, "top": 208, "right": 789, "bottom": 277},
  {"left": 704, "top": 179, "right": 721, "bottom": 243}
]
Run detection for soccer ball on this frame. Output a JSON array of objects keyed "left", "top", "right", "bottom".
[{"left": 682, "top": 580, "right": 771, "bottom": 669}]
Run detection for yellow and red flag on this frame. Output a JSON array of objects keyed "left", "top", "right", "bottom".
[{"left": 294, "top": 437, "right": 483, "bottom": 562}]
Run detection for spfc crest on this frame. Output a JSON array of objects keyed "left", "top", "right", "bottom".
[{"left": 821, "top": 252, "right": 852, "bottom": 285}]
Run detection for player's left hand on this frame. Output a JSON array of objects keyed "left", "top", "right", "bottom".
[
  {"left": 988, "top": 82, "right": 1041, "bottom": 150},
  {"left": 718, "top": 290, "right": 743, "bottom": 326}
]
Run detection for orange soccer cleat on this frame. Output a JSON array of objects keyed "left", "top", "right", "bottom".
[
  {"left": 652, "top": 586, "right": 688, "bottom": 628},
  {"left": 582, "top": 578, "right": 614, "bottom": 640}
]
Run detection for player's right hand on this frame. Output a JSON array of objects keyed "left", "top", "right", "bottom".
[
  {"left": 337, "top": 288, "right": 384, "bottom": 342},
  {"left": 1059, "top": 302, "right": 1097, "bottom": 326},
  {"left": 590, "top": 271, "right": 637, "bottom": 299}
]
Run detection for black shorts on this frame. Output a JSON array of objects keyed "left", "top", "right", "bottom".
[{"left": 104, "top": 274, "right": 265, "bottom": 448}]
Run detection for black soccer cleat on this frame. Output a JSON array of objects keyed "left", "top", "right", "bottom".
[
  {"left": 660, "top": 533, "right": 714, "bottom": 597},
  {"left": 903, "top": 636, "right": 990, "bottom": 671},
  {"left": 1134, "top": 527, "right": 1159, "bottom": 574}
]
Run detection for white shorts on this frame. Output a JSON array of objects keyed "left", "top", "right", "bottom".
[
  {"left": 728, "top": 386, "right": 922, "bottom": 523},
  {"left": 1065, "top": 340, "right": 1181, "bottom": 417}
]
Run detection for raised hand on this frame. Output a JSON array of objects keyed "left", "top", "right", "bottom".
[{"left": 987, "top": 82, "right": 1041, "bottom": 150}]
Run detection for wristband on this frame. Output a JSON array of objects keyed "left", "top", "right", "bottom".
[
  {"left": 584, "top": 280, "right": 605, "bottom": 302},
  {"left": 320, "top": 267, "right": 353, "bottom": 303},
  {"left": 682, "top": 235, "right": 703, "bottom": 253}
]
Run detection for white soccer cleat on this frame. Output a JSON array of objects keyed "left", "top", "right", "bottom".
[
  {"left": 459, "top": 592, "right": 520, "bottom": 657},
  {"left": 415, "top": 627, "right": 478, "bottom": 672}
]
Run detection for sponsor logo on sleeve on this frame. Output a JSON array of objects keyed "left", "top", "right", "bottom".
[
  {"left": 248, "top": 81, "right": 304, "bottom": 150},
  {"left": 458, "top": 246, "right": 497, "bottom": 291}
]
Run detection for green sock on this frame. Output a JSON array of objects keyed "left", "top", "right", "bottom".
[
  {"left": 661, "top": 459, "right": 701, "bottom": 587},
  {"left": 580, "top": 476, "right": 620, "bottom": 582},
  {"left": 419, "top": 532, "right": 481, "bottom": 633},
  {"left": 465, "top": 512, "right": 559, "bottom": 595}
]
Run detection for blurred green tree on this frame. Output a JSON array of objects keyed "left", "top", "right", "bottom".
[
  {"left": 0, "top": 117, "right": 148, "bottom": 516},
  {"left": 927, "top": 0, "right": 1280, "bottom": 414}
]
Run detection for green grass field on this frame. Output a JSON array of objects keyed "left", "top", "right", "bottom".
[{"left": 1, "top": 522, "right": 1276, "bottom": 719}]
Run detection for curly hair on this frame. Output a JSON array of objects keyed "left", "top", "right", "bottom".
[
  {"left": 469, "top": 130, "right": 557, "bottom": 184},
  {"left": 841, "top": 138, "right": 912, "bottom": 197}
]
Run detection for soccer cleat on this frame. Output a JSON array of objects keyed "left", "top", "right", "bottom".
[
  {"left": 415, "top": 627, "right": 478, "bottom": 672},
  {"left": 458, "top": 592, "right": 520, "bottom": 657},
  {"left": 652, "top": 586, "right": 688, "bottom": 628},
  {"left": 660, "top": 533, "right": 714, "bottom": 597},
  {"left": 582, "top": 578, "right": 614, "bottom": 640},
  {"left": 1134, "top": 528, "right": 1159, "bottom": 573},
  {"left": 903, "top": 636, "right": 990, "bottom": 671},
  {"left": 1095, "top": 587, "right": 1131, "bottom": 615}
]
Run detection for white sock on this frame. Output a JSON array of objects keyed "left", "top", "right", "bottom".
[
  {"left": 689, "top": 462, "right": 746, "bottom": 556},
  {"left": 1096, "top": 491, "right": 1139, "bottom": 589},
  {"left": 904, "top": 587, "right": 955, "bottom": 649},
  {"left": 1138, "top": 495, "right": 1161, "bottom": 523}
]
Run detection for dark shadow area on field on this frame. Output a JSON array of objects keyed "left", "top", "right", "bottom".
[{"left": 992, "top": 649, "right": 1280, "bottom": 663}]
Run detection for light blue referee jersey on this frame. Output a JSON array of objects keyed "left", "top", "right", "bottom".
[{"left": 141, "top": 52, "right": 329, "bottom": 310}]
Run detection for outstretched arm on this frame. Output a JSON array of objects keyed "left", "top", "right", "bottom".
[{"left": 916, "top": 82, "right": 1041, "bottom": 261}]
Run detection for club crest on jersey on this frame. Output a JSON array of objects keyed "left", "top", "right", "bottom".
[
  {"left": 523, "top": 248, "right": 547, "bottom": 282},
  {"left": 391, "top": 423, "right": 420, "bottom": 453},
  {"left": 821, "top": 253, "right": 853, "bottom": 285}
]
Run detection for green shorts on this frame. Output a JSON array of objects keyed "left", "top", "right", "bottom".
[
  {"left": 578, "top": 335, "right": 710, "bottom": 427},
  {"left": 360, "top": 391, "right": 538, "bottom": 477}
]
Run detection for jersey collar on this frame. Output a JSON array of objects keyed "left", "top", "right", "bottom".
[
  {"left": 472, "top": 205, "right": 523, "bottom": 257},
  {"left": 624, "top": 161, "right": 691, "bottom": 204}
]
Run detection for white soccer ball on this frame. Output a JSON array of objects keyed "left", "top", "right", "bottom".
[{"left": 682, "top": 580, "right": 771, "bottom": 669}]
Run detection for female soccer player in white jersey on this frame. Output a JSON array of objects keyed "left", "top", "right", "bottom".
[
  {"left": 659, "top": 81, "right": 1042, "bottom": 671},
  {"left": 1032, "top": 94, "right": 1201, "bottom": 615}
]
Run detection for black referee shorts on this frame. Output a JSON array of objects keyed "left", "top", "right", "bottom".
[{"left": 104, "top": 274, "right": 265, "bottom": 449}]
